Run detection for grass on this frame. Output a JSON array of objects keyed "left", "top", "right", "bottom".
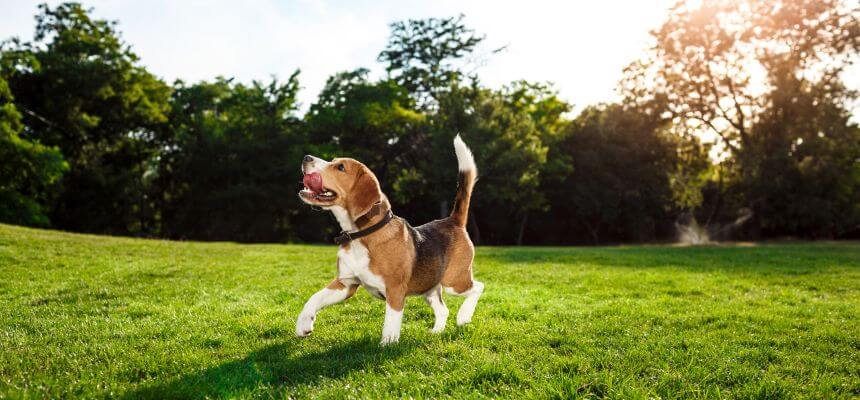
[{"left": 0, "top": 223, "right": 858, "bottom": 399}]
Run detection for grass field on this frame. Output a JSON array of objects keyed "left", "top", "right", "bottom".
[{"left": 0, "top": 223, "right": 858, "bottom": 399}]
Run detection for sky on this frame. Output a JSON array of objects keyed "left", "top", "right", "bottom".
[{"left": 1, "top": 0, "right": 683, "bottom": 113}]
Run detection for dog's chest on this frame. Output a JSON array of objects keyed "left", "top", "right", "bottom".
[{"left": 337, "top": 242, "right": 386, "bottom": 299}]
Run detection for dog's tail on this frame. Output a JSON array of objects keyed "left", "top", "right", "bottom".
[{"left": 450, "top": 134, "right": 477, "bottom": 228}]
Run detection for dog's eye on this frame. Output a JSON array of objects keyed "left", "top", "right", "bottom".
[{"left": 337, "top": 164, "right": 345, "bottom": 172}]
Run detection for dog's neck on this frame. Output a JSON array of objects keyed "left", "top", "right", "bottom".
[
  {"left": 330, "top": 206, "right": 357, "bottom": 232},
  {"left": 331, "top": 200, "right": 391, "bottom": 232},
  {"left": 354, "top": 201, "right": 391, "bottom": 230}
]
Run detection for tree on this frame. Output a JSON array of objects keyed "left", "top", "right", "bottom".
[
  {"left": 377, "top": 16, "right": 571, "bottom": 244},
  {"left": 305, "top": 69, "right": 428, "bottom": 217},
  {"left": 1, "top": 3, "right": 170, "bottom": 234},
  {"left": 741, "top": 70, "right": 860, "bottom": 237},
  {"left": 623, "top": 0, "right": 860, "bottom": 238},
  {"left": 378, "top": 15, "right": 485, "bottom": 109},
  {"left": 429, "top": 83, "right": 567, "bottom": 244},
  {"left": 0, "top": 75, "right": 67, "bottom": 226},
  {"left": 156, "top": 75, "right": 308, "bottom": 242},
  {"left": 534, "top": 104, "right": 680, "bottom": 244}
]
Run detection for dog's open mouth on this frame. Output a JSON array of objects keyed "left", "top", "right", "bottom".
[{"left": 300, "top": 172, "right": 337, "bottom": 203}]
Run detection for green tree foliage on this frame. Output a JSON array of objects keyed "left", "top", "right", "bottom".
[
  {"left": 156, "top": 75, "right": 308, "bottom": 242},
  {"left": 743, "top": 71, "right": 860, "bottom": 237},
  {"left": 0, "top": 3, "right": 170, "bottom": 234},
  {"left": 306, "top": 69, "right": 428, "bottom": 217},
  {"left": 0, "top": 75, "right": 67, "bottom": 226},
  {"left": 378, "top": 14, "right": 484, "bottom": 108},
  {"left": 377, "top": 14, "right": 570, "bottom": 244},
  {"left": 533, "top": 104, "right": 680, "bottom": 244},
  {"left": 1, "top": 3, "right": 857, "bottom": 244},
  {"left": 625, "top": 0, "right": 860, "bottom": 238},
  {"left": 429, "top": 82, "right": 568, "bottom": 244}
]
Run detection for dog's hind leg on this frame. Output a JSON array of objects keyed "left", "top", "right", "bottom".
[
  {"left": 295, "top": 279, "right": 358, "bottom": 338},
  {"left": 441, "top": 242, "right": 483, "bottom": 327},
  {"left": 445, "top": 279, "right": 484, "bottom": 326},
  {"left": 424, "top": 286, "right": 449, "bottom": 333}
]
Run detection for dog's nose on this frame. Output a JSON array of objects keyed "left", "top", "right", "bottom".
[{"left": 303, "top": 155, "right": 313, "bottom": 163}]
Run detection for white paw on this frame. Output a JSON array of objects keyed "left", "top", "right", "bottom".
[
  {"left": 295, "top": 313, "right": 315, "bottom": 338},
  {"left": 456, "top": 315, "right": 472, "bottom": 326},
  {"left": 430, "top": 308, "right": 448, "bottom": 333},
  {"left": 380, "top": 333, "right": 400, "bottom": 346},
  {"left": 431, "top": 317, "right": 448, "bottom": 333}
]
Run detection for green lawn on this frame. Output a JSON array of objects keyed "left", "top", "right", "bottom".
[{"left": 0, "top": 224, "right": 858, "bottom": 399}]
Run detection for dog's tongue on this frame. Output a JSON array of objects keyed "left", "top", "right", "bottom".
[{"left": 303, "top": 172, "right": 324, "bottom": 194}]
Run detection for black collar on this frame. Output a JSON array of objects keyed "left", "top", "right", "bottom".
[{"left": 333, "top": 210, "right": 393, "bottom": 246}]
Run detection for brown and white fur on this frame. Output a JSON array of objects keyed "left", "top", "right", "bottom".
[{"left": 296, "top": 135, "right": 482, "bottom": 345}]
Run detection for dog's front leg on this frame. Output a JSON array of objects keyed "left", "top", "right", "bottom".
[
  {"left": 296, "top": 279, "right": 358, "bottom": 338},
  {"left": 380, "top": 286, "right": 406, "bottom": 346}
]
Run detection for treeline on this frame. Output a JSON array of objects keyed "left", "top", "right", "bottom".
[{"left": 1, "top": 1, "right": 858, "bottom": 245}]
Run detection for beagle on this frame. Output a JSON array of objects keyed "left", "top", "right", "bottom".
[{"left": 296, "top": 135, "right": 483, "bottom": 345}]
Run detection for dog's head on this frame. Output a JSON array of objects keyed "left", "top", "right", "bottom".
[{"left": 299, "top": 155, "right": 382, "bottom": 219}]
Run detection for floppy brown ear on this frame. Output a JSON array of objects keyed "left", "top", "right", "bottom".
[{"left": 348, "top": 169, "right": 382, "bottom": 220}]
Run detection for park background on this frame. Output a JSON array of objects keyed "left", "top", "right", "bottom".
[
  {"left": 1, "top": 0, "right": 858, "bottom": 246},
  {"left": 1, "top": 2, "right": 859, "bottom": 398}
]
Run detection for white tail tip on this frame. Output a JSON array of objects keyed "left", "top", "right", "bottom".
[{"left": 453, "top": 134, "right": 476, "bottom": 172}]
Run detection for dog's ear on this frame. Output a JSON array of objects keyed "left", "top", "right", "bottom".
[{"left": 348, "top": 169, "right": 382, "bottom": 220}]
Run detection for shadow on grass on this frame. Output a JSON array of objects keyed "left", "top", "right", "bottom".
[{"left": 123, "top": 337, "right": 412, "bottom": 399}]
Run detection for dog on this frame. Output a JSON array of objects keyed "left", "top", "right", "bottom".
[{"left": 295, "top": 135, "right": 483, "bottom": 345}]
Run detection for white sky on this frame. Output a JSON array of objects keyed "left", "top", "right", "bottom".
[{"left": 1, "top": 0, "right": 681, "bottom": 113}]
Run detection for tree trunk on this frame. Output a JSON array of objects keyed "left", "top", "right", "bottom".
[
  {"left": 585, "top": 221, "right": 600, "bottom": 245},
  {"left": 705, "top": 164, "right": 724, "bottom": 228},
  {"left": 137, "top": 145, "right": 146, "bottom": 236},
  {"left": 516, "top": 212, "right": 529, "bottom": 246}
]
